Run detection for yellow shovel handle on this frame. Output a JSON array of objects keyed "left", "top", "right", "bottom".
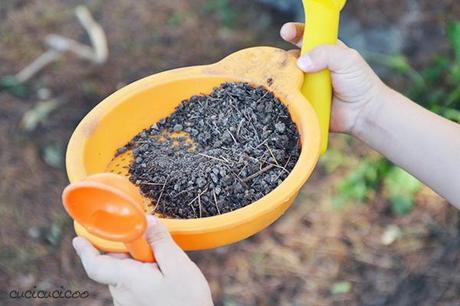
[{"left": 301, "top": 0, "right": 345, "bottom": 154}]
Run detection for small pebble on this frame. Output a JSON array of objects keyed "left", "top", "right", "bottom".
[
  {"left": 196, "top": 177, "right": 207, "bottom": 188},
  {"left": 117, "top": 146, "right": 128, "bottom": 155},
  {"left": 275, "top": 122, "right": 286, "bottom": 133},
  {"left": 173, "top": 124, "right": 183, "bottom": 132}
]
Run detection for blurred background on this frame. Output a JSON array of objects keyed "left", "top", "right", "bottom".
[{"left": 1, "top": 1, "right": 460, "bottom": 305}]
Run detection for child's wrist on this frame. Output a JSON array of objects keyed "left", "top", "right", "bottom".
[{"left": 350, "top": 83, "right": 389, "bottom": 139}]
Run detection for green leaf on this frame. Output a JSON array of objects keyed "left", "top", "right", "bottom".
[
  {"left": 369, "top": 53, "right": 426, "bottom": 88},
  {"left": 331, "top": 281, "right": 352, "bottom": 295},
  {"left": 44, "top": 222, "right": 63, "bottom": 247},
  {"left": 426, "top": 88, "right": 447, "bottom": 108},
  {"left": 384, "top": 168, "right": 422, "bottom": 215},
  {"left": 364, "top": 163, "right": 378, "bottom": 182},
  {"left": 448, "top": 20, "right": 460, "bottom": 64},
  {"left": 21, "top": 100, "right": 59, "bottom": 131},
  {"left": 334, "top": 157, "right": 389, "bottom": 207},
  {"left": 0, "top": 75, "right": 27, "bottom": 97},
  {"left": 391, "top": 195, "right": 414, "bottom": 216},
  {"left": 448, "top": 64, "right": 460, "bottom": 84},
  {"left": 384, "top": 168, "right": 421, "bottom": 196},
  {"left": 382, "top": 54, "right": 413, "bottom": 74},
  {"left": 352, "top": 181, "right": 369, "bottom": 202},
  {"left": 441, "top": 108, "right": 460, "bottom": 122},
  {"left": 422, "top": 57, "right": 449, "bottom": 82},
  {"left": 446, "top": 85, "right": 460, "bottom": 106},
  {"left": 42, "top": 143, "right": 64, "bottom": 169}
]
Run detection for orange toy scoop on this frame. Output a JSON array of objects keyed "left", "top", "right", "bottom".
[{"left": 62, "top": 173, "right": 154, "bottom": 262}]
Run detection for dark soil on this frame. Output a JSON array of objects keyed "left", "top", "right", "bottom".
[{"left": 120, "top": 82, "right": 301, "bottom": 219}]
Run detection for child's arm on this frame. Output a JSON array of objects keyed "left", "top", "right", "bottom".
[
  {"left": 73, "top": 216, "right": 214, "bottom": 306},
  {"left": 281, "top": 23, "right": 460, "bottom": 206},
  {"left": 355, "top": 87, "right": 460, "bottom": 206}
]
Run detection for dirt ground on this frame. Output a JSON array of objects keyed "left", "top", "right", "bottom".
[{"left": 1, "top": 1, "right": 460, "bottom": 305}]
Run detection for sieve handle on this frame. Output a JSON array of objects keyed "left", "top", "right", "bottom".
[{"left": 301, "top": 0, "right": 345, "bottom": 154}]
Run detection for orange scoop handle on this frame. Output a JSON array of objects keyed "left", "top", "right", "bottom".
[
  {"left": 62, "top": 173, "right": 156, "bottom": 262},
  {"left": 126, "top": 237, "right": 155, "bottom": 262}
]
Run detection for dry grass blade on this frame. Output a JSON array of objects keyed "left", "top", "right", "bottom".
[
  {"left": 197, "top": 153, "right": 228, "bottom": 164},
  {"left": 242, "top": 164, "right": 275, "bottom": 183},
  {"left": 153, "top": 175, "right": 170, "bottom": 213},
  {"left": 265, "top": 143, "right": 280, "bottom": 167},
  {"left": 213, "top": 191, "right": 221, "bottom": 215}
]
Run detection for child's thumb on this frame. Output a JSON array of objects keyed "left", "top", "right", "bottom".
[
  {"left": 297, "top": 43, "right": 359, "bottom": 74},
  {"left": 144, "top": 215, "right": 189, "bottom": 275}
]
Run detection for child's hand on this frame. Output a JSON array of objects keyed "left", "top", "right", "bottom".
[
  {"left": 280, "top": 23, "right": 460, "bottom": 206},
  {"left": 280, "top": 22, "right": 387, "bottom": 135},
  {"left": 72, "top": 216, "right": 213, "bottom": 306}
]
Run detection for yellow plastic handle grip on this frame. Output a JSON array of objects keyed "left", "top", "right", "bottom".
[{"left": 301, "top": 0, "right": 345, "bottom": 154}]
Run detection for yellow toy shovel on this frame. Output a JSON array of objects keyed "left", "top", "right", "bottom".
[{"left": 302, "top": 0, "right": 347, "bottom": 154}]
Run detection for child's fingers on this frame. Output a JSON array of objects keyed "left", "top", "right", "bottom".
[
  {"left": 280, "top": 23, "right": 348, "bottom": 50},
  {"left": 337, "top": 39, "right": 348, "bottom": 47},
  {"left": 106, "top": 252, "right": 131, "bottom": 259},
  {"left": 73, "top": 237, "right": 123, "bottom": 286},
  {"left": 297, "top": 43, "right": 360, "bottom": 73},
  {"left": 280, "top": 22, "right": 304, "bottom": 48},
  {"left": 287, "top": 49, "right": 301, "bottom": 58},
  {"left": 145, "top": 215, "right": 190, "bottom": 276}
]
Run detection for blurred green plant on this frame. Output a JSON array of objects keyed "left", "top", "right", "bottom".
[
  {"left": 384, "top": 167, "right": 422, "bottom": 215},
  {"left": 0, "top": 75, "right": 27, "bottom": 97},
  {"left": 168, "top": 12, "right": 183, "bottom": 27},
  {"left": 369, "top": 20, "right": 460, "bottom": 122},
  {"left": 332, "top": 157, "right": 388, "bottom": 209},
  {"left": 333, "top": 155, "right": 422, "bottom": 215},
  {"left": 203, "top": 0, "right": 237, "bottom": 28},
  {"left": 330, "top": 281, "right": 352, "bottom": 295},
  {"left": 21, "top": 99, "right": 59, "bottom": 132},
  {"left": 42, "top": 143, "right": 64, "bottom": 169},
  {"left": 333, "top": 21, "right": 460, "bottom": 215}
]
